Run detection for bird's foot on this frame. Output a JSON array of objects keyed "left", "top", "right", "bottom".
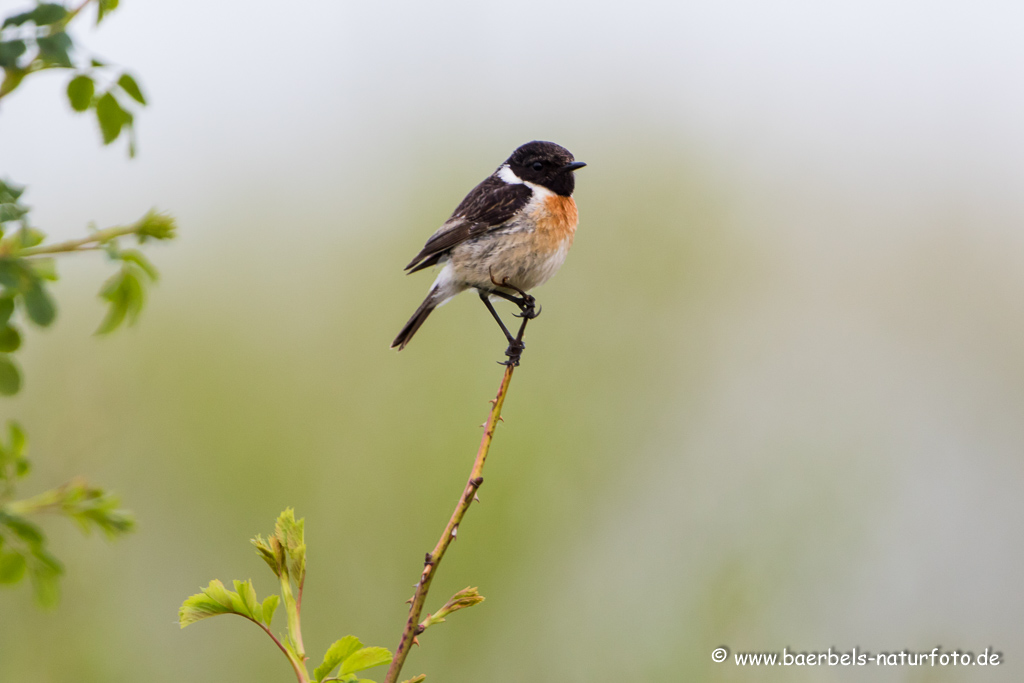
[
  {"left": 499, "top": 339, "right": 526, "bottom": 367},
  {"left": 513, "top": 297, "right": 540, "bottom": 320}
]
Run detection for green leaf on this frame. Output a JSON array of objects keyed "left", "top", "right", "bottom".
[
  {"left": 179, "top": 590, "right": 232, "bottom": 627},
  {"left": 2, "top": 13, "right": 34, "bottom": 28},
  {"left": 314, "top": 636, "right": 363, "bottom": 682},
  {"left": 22, "top": 280, "right": 56, "bottom": 327},
  {"left": 29, "top": 544, "right": 63, "bottom": 573},
  {"left": 0, "top": 203, "right": 29, "bottom": 222},
  {"left": 97, "top": 0, "right": 120, "bottom": 24},
  {"left": 95, "top": 271, "right": 127, "bottom": 334},
  {"left": 0, "top": 550, "right": 26, "bottom": 584},
  {"left": 260, "top": 594, "right": 279, "bottom": 625},
  {"left": 0, "top": 325, "right": 21, "bottom": 353},
  {"left": 30, "top": 4, "right": 69, "bottom": 25},
  {"left": 96, "top": 265, "right": 146, "bottom": 334},
  {"left": 117, "top": 73, "right": 145, "bottom": 105},
  {"left": 13, "top": 227, "right": 45, "bottom": 249},
  {"left": 0, "top": 181, "right": 25, "bottom": 204},
  {"left": 0, "top": 40, "right": 27, "bottom": 68},
  {"left": 28, "top": 257, "right": 57, "bottom": 281},
  {"left": 0, "top": 512, "right": 43, "bottom": 545},
  {"left": 36, "top": 32, "right": 73, "bottom": 68},
  {"left": 0, "top": 297, "right": 14, "bottom": 324},
  {"left": 95, "top": 92, "right": 128, "bottom": 144},
  {"left": 0, "top": 354, "right": 21, "bottom": 395},
  {"left": 7, "top": 421, "right": 25, "bottom": 457},
  {"left": 202, "top": 578, "right": 234, "bottom": 608},
  {"left": 67, "top": 74, "right": 95, "bottom": 112},
  {"left": 123, "top": 268, "right": 145, "bottom": 321},
  {"left": 401, "top": 676, "right": 427, "bottom": 683},
  {"left": 232, "top": 579, "right": 259, "bottom": 620},
  {"left": 119, "top": 249, "right": 158, "bottom": 280},
  {"left": 0, "top": 261, "right": 23, "bottom": 289},
  {"left": 339, "top": 647, "right": 393, "bottom": 676}
]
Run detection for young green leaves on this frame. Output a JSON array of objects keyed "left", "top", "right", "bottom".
[
  {"left": 418, "top": 587, "right": 484, "bottom": 632},
  {"left": 178, "top": 579, "right": 280, "bottom": 629},
  {"left": 180, "top": 509, "right": 395, "bottom": 683},
  {"left": 253, "top": 507, "right": 307, "bottom": 587},
  {"left": 314, "top": 636, "right": 392, "bottom": 683}
]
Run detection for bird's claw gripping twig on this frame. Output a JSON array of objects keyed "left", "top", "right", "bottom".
[{"left": 499, "top": 338, "right": 525, "bottom": 366}]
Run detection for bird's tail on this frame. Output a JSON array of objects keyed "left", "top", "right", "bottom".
[{"left": 391, "top": 290, "right": 440, "bottom": 350}]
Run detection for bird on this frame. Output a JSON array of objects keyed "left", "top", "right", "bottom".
[{"left": 391, "top": 140, "right": 585, "bottom": 363}]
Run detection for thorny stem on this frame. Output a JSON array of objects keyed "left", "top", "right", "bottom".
[{"left": 383, "top": 363, "right": 516, "bottom": 683}]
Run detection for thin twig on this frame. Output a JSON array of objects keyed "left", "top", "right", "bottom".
[
  {"left": 383, "top": 363, "right": 516, "bottom": 683},
  {"left": 257, "top": 620, "right": 308, "bottom": 683},
  {"left": 14, "top": 224, "right": 140, "bottom": 257}
]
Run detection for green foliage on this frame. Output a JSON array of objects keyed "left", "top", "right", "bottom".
[
  {"left": 253, "top": 506, "right": 306, "bottom": 584},
  {"left": 0, "top": 0, "right": 143, "bottom": 156},
  {"left": 0, "top": 424, "right": 132, "bottom": 607},
  {"left": 0, "top": 1, "right": 175, "bottom": 607},
  {"left": 0, "top": 421, "right": 29, "bottom": 488},
  {"left": 314, "top": 637, "right": 362, "bottom": 682},
  {"left": 181, "top": 510, "right": 394, "bottom": 683},
  {"left": 96, "top": 0, "right": 119, "bottom": 24},
  {"left": 179, "top": 579, "right": 275, "bottom": 628},
  {"left": 0, "top": 180, "right": 177, "bottom": 377},
  {"left": 66, "top": 74, "right": 94, "bottom": 111},
  {"left": 339, "top": 646, "right": 393, "bottom": 677},
  {"left": 419, "top": 586, "right": 484, "bottom": 630}
]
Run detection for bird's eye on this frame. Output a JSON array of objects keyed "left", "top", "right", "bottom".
[{"left": 532, "top": 162, "right": 544, "bottom": 171}]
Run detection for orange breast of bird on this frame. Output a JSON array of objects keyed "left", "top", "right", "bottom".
[{"left": 531, "top": 195, "right": 579, "bottom": 253}]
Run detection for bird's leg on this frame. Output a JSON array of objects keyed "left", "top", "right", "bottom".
[
  {"left": 477, "top": 289, "right": 528, "bottom": 366},
  {"left": 484, "top": 272, "right": 543, "bottom": 366},
  {"left": 478, "top": 290, "right": 516, "bottom": 345}
]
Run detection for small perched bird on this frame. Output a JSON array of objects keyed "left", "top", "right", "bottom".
[{"left": 392, "top": 141, "right": 585, "bottom": 362}]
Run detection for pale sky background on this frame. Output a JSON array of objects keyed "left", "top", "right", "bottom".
[{"left": 2, "top": 0, "right": 1023, "bottom": 240}]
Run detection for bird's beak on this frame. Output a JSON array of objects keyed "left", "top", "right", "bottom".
[{"left": 561, "top": 161, "right": 587, "bottom": 173}]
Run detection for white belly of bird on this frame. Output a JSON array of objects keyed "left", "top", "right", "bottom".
[{"left": 520, "top": 241, "right": 570, "bottom": 291}]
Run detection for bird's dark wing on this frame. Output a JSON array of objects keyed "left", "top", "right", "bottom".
[{"left": 404, "top": 176, "right": 532, "bottom": 273}]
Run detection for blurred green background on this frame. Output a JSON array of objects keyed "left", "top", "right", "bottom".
[{"left": 2, "top": 1, "right": 1023, "bottom": 681}]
